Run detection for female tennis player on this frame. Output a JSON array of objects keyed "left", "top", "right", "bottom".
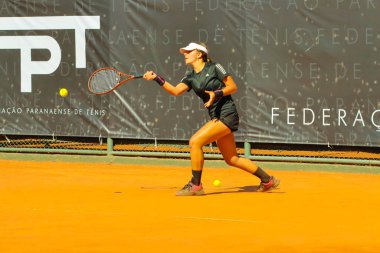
[{"left": 143, "top": 42, "right": 280, "bottom": 196}]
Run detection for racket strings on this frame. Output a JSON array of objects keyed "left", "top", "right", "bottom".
[{"left": 89, "top": 69, "right": 121, "bottom": 94}]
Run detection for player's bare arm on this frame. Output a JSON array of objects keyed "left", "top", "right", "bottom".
[{"left": 143, "top": 71, "right": 189, "bottom": 96}]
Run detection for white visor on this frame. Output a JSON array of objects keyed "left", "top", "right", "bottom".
[{"left": 179, "top": 42, "right": 208, "bottom": 54}]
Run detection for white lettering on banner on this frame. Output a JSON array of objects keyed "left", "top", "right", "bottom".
[
  {"left": 0, "top": 36, "right": 61, "bottom": 93},
  {"left": 0, "top": 16, "right": 100, "bottom": 92},
  {"left": 372, "top": 110, "right": 380, "bottom": 129},
  {"left": 271, "top": 107, "right": 380, "bottom": 130},
  {"left": 303, "top": 108, "right": 315, "bottom": 125},
  {"left": 271, "top": 107, "right": 279, "bottom": 124},
  {"left": 287, "top": 108, "right": 295, "bottom": 125},
  {"left": 338, "top": 109, "right": 348, "bottom": 126}
]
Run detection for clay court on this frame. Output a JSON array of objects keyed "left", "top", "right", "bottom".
[{"left": 1, "top": 154, "right": 380, "bottom": 253}]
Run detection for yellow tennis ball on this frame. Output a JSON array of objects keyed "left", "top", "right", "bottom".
[
  {"left": 59, "top": 88, "right": 68, "bottom": 97},
  {"left": 213, "top": 179, "right": 221, "bottom": 187}
]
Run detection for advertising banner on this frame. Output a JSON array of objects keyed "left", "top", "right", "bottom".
[{"left": 0, "top": 0, "right": 379, "bottom": 146}]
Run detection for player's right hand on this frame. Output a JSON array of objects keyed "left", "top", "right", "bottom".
[{"left": 143, "top": 71, "right": 157, "bottom": 81}]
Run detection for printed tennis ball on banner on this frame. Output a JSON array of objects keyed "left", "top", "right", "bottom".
[{"left": 59, "top": 88, "right": 68, "bottom": 97}]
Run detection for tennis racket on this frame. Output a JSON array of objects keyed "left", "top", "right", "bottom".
[{"left": 88, "top": 67, "right": 143, "bottom": 95}]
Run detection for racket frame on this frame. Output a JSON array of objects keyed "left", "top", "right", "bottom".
[{"left": 88, "top": 67, "right": 142, "bottom": 95}]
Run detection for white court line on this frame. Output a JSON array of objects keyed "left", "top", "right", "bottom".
[{"left": 171, "top": 216, "right": 265, "bottom": 224}]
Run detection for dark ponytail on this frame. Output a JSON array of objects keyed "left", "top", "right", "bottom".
[{"left": 201, "top": 53, "right": 212, "bottom": 63}]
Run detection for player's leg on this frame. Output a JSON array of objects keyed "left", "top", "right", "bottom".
[
  {"left": 216, "top": 133, "right": 280, "bottom": 192},
  {"left": 176, "top": 119, "right": 230, "bottom": 196},
  {"left": 216, "top": 132, "right": 258, "bottom": 173},
  {"left": 189, "top": 119, "right": 230, "bottom": 174}
]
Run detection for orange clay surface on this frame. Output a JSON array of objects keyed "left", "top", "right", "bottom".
[{"left": 1, "top": 158, "right": 380, "bottom": 253}]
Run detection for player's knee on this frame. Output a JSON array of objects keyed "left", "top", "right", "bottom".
[
  {"left": 189, "top": 137, "right": 202, "bottom": 149},
  {"left": 189, "top": 138, "right": 203, "bottom": 150},
  {"left": 225, "top": 156, "right": 239, "bottom": 166}
]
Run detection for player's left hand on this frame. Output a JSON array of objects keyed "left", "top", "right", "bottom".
[{"left": 204, "top": 90, "right": 215, "bottom": 108}]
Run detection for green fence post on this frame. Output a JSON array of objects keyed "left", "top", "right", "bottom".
[
  {"left": 244, "top": 142, "right": 251, "bottom": 158},
  {"left": 107, "top": 137, "right": 114, "bottom": 156}
]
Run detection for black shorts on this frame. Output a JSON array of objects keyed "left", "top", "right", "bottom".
[{"left": 213, "top": 111, "right": 239, "bottom": 132}]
